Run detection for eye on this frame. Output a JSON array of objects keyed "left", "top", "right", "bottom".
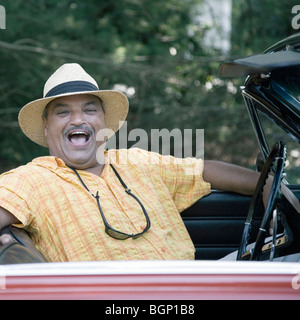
[
  {"left": 56, "top": 110, "right": 70, "bottom": 116},
  {"left": 84, "top": 108, "right": 97, "bottom": 114}
]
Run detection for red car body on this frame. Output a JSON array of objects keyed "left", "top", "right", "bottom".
[{"left": 0, "top": 261, "right": 299, "bottom": 300}]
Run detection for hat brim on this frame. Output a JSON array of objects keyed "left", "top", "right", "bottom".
[{"left": 18, "top": 90, "right": 129, "bottom": 148}]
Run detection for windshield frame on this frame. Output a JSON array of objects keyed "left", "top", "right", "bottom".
[{"left": 242, "top": 84, "right": 300, "bottom": 184}]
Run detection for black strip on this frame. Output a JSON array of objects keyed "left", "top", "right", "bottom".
[
  {"left": 45, "top": 80, "right": 98, "bottom": 98},
  {"left": 109, "top": 164, "right": 128, "bottom": 190}
]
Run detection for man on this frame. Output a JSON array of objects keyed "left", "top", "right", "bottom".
[{"left": 0, "top": 63, "right": 297, "bottom": 261}]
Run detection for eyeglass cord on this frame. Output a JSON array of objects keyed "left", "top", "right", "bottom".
[
  {"left": 67, "top": 163, "right": 151, "bottom": 229},
  {"left": 67, "top": 164, "right": 130, "bottom": 197}
]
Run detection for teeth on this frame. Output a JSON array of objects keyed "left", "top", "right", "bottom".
[
  {"left": 70, "top": 131, "right": 88, "bottom": 136},
  {"left": 67, "top": 131, "right": 91, "bottom": 144}
]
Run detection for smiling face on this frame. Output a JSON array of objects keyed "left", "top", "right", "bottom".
[{"left": 43, "top": 94, "right": 106, "bottom": 172}]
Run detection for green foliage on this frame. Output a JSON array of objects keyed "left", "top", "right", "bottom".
[
  {"left": 0, "top": 0, "right": 297, "bottom": 173},
  {"left": 231, "top": 0, "right": 296, "bottom": 56}
]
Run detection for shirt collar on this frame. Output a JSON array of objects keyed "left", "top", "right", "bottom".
[
  {"left": 32, "top": 156, "right": 66, "bottom": 169},
  {"left": 31, "top": 152, "right": 109, "bottom": 177}
]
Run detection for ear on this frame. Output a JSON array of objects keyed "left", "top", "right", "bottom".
[{"left": 43, "top": 117, "right": 48, "bottom": 138}]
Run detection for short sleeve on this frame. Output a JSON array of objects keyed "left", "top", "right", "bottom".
[
  {"left": 0, "top": 170, "right": 36, "bottom": 228},
  {"left": 158, "top": 155, "right": 211, "bottom": 212},
  {"left": 123, "top": 149, "right": 211, "bottom": 213}
]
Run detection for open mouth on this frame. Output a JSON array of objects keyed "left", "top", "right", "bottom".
[{"left": 66, "top": 129, "right": 93, "bottom": 146}]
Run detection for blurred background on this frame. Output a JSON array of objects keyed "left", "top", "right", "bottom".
[{"left": 0, "top": 0, "right": 298, "bottom": 173}]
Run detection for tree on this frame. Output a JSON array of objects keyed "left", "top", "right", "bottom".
[{"left": 0, "top": 0, "right": 297, "bottom": 173}]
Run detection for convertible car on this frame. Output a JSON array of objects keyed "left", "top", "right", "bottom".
[{"left": 1, "top": 34, "right": 300, "bottom": 300}]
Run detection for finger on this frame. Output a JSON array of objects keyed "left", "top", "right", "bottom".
[
  {"left": 0, "top": 234, "right": 13, "bottom": 245},
  {"left": 269, "top": 219, "right": 274, "bottom": 236},
  {"left": 282, "top": 184, "right": 300, "bottom": 213}
]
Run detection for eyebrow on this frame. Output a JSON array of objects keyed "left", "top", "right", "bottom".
[
  {"left": 83, "top": 101, "right": 100, "bottom": 108},
  {"left": 52, "top": 103, "right": 70, "bottom": 109}
]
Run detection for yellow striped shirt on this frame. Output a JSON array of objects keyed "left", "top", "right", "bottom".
[{"left": 0, "top": 148, "right": 211, "bottom": 262}]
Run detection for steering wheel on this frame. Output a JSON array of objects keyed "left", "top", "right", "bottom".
[{"left": 237, "top": 141, "right": 287, "bottom": 261}]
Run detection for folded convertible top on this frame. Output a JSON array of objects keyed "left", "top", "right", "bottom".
[{"left": 219, "top": 49, "right": 300, "bottom": 78}]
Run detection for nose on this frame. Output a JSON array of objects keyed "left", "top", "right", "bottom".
[{"left": 70, "top": 109, "right": 86, "bottom": 126}]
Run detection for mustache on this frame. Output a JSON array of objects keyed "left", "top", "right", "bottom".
[{"left": 63, "top": 125, "right": 94, "bottom": 139}]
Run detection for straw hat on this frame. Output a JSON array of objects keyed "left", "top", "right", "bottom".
[{"left": 18, "top": 63, "right": 129, "bottom": 147}]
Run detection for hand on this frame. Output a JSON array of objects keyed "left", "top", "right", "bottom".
[
  {"left": 264, "top": 177, "right": 300, "bottom": 236},
  {"left": 269, "top": 218, "right": 274, "bottom": 236},
  {"left": 0, "top": 234, "right": 13, "bottom": 246},
  {"left": 263, "top": 176, "right": 300, "bottom": 212}
]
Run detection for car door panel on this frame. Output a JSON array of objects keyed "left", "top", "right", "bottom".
[
  {"left": 182, "top": 187, "right": 300, "bottom": 260},
  {"left": 181, "top": 191, "right": 256, "bottom": 260}
]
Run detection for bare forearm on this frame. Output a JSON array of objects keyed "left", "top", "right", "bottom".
[
  {"left": 203, "top": 160, "right": 300, "bottom": 213},
  {"left": 203, "top": 161, "right": 260, "bottom": 196}
]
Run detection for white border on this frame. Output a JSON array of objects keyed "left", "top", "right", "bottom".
[{"left": 1, "top": 260, "right": 300, "bottom": 277}]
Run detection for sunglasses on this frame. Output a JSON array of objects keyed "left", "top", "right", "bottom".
[{"left": 68, "top": 164, "right": 151, "bottom": 240}]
